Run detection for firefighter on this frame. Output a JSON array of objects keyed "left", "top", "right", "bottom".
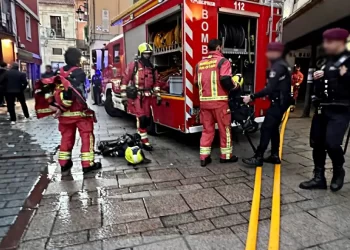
[
  {"left": 195, "top": 39, "right": 239, "bottom": 167},
  {"left": 291, "top": 64, "right": 304, "bottom": 112},
  {"left": 242, "top": 42, "right": 291, "bottom": 167},
  {"left": 55, "top": 48, "right": 102, "bottom": 174},
  {"left": 299, "top": 28, "right": 350, "bottom": 192},
  {"left": 121, "top": 43, "right": 161, "bottom": 151}
]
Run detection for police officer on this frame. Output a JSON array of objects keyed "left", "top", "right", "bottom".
[
  {"left": 299, "top": 28, "right": 350, "bottom": 192},
  {"left": 242, "top": 42, "right": 291, "bottom": 166}
]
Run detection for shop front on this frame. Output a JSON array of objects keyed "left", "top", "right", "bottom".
[{"left": 17, "top": 48, "right": 41, "bottom": 96}]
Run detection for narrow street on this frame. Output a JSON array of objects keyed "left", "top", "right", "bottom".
[{"left": 0, "top": 102, "right": 349, "bottom": 249}]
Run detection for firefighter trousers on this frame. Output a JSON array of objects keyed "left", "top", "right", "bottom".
[
  {"left": 200, "top": 105, "right": 232, "bottom": 160},
  {"left": 310, "top": 106, "right": 350, "bottom": 168},
  {"left": 58, "top": 117, "right": 95, "bottom": 168},
  {"left": 131, "top": 96, "right": 152, "bottom": 145}
]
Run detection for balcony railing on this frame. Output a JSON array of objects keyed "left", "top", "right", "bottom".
[
  {"left": 54, "top": 29, "right": 65, "bottom": 39},
  {"left": 0, "top": 11, "right": 14, "bottom": 35}
]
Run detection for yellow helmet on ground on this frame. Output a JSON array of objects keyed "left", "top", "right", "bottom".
[
  {"left": 138, "top": 43, "right": 153, "bottom": 55},
  {"left": 125, "top": 146, "right": 144, "bottom": 165},
  {"left": 232, "top": 74, "right": 244, "bottom": 87}
]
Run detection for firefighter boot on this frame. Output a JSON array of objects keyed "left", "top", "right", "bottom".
[
  {"left": 61, "top": 160, "right": 73, "bottom": 173},
  {"left": 242, "top": 152, "right": 263, "bottom": 167},
  {"left": 330, "top": 166, "right": 345, "bottom": 192},
  {"left": 201, "top": 156, "right": 212, "bottom": 167},
  {"left": 142, "top": 144, "right": 153, "bottom": 152},
  {"left": 299, "top": 167, "right": 327, "bottom": 190},
  {"left": 83, "top": 162, "right": 102, "bottom": 174},
  {"left": 220, "top": 155, "right": 239, "bottom": 164},
  {"left": 263, "top": 154, "right": 281, "bottom": 164}
]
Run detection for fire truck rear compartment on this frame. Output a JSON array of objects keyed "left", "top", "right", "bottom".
[
  {"left": 219, "top": 13, "right": 257, "bottom": 95},
  {"left": 147, "top": 11, "right": 183, "bottom": 97}
]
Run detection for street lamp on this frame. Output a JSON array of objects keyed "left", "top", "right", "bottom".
[{"left": 76, "top": 4, "right": 88, "bottom": 21}]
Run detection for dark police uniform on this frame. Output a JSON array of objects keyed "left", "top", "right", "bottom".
[
  {"left": 300, "top": 50, "right": 350, "bottom": 192},
  {"left": 242, "top": 57, "right": 291, "bottom": 166}
]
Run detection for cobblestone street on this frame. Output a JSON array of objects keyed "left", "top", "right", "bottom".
[{"left": 1, "top": 101, "right": 350, "bottom": 249}]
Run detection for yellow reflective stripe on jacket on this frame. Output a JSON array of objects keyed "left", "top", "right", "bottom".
[
  {"left": 61, "top": 111, "right": 93, "bottom": 117},
  {"left": 121, "top": 85, "right": 127, "bottom": 90},
  {"left": 198, "top": 73, "right": 203, "bottom": 98},
  {"left": 200, "top": 96, "right": 228, "bottom": 101},
  {"left": 154, "top": 87, "right": 160, "bottom": 92},
  {"left": 211, "top": 71, "right": 217, "bottom": 97},
  {"left": 60, "top": 92, "right": 73, "bottom": 107},
  {"left": 37, "top": 108, "right": 53, "bottom": 114}
]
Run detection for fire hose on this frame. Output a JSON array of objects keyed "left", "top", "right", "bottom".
[{"left": 219, "top": 23, "right": 245, "bottom": 48}]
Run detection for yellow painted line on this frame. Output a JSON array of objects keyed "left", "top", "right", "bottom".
[
  {"left": 268, "top": 107, "right": 291, "bottom": 250},
  {"left": 245, "top": 166, "right": 262, "bottom": 250},
  {"left": 160, "top": 95, "right": 185, "bottom": 101}
]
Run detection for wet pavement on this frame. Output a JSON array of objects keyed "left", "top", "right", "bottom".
[{"left": 1, "top": 100, "right": 350, "bottom": 249}]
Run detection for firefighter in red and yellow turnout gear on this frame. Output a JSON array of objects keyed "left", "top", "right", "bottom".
[
  {"left": 195, "top": 39, "right": 239, "bottom": 167},
  {"left": 35, "top": 48, "right": 102, "bottom": 174},
  {"left": 291, "top": 64, "right": 304, "bottom": 112},
  {"left": 121, "top": 43, "right": 162, "bottom": 151}
]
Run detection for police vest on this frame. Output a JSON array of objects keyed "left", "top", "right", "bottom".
[
  {"left": 320, "top": 54, "right": 350, "bottom": 106},
  {"left": 197, "top": 55, "right": 229, "bottom": 108}
]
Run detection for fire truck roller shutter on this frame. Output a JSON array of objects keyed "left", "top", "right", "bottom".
[{"left": 125, "top": 24, "right": 146, "bottom": 64}]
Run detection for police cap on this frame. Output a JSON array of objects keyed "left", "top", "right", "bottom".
[
  {"left": 267, "top": 42, "right": 284, "bottom": 52},
  {"left": 323, "top": 28, "right": 349, "bottom": 41}
]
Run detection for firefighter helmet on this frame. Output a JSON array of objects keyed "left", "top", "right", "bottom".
[
  {"left": 232, "top": 74, "right": 244, "bottom": 87},
  {"left": 125, "top": 146, "right": 144, "bottom": 165},
  {"left": 138, "top": 43, "right": 153, "bottom": 55}
]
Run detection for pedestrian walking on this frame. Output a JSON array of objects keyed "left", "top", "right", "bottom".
[
  {"left": 299, "top": 28, "right": 350, "bottom": 192},
  {"left": 242, "top": 42, "right": 292, "bottom": 166},
  {"left": 41, "top": 65, "right": 55, "bottom": 78},
  {"left": 195, "top": 39, "right": 239, "bottom": 167},
  {"left": 4, "top": 63, "right": 30, "bottom": 125},
  {"left": 0, "top": 61, "right": 7, "bottom": 107}
]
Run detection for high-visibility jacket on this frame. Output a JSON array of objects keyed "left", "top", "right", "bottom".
[
  {"left": 121, "top": 60, "right": 161, "bottom": 99},
  {"left": 195, "top": 51, "right": 232, "bottom": 109},
  {"left": 292, "top": 70, "right": 304, "bottom": 86}
]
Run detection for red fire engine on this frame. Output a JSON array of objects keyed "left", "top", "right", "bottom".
[{"left": 101, "top": 0, "right": 284, "bottom": 134}]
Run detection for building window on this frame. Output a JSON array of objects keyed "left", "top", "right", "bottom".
[
  {"left": 113, "top": 44, "right": 120, "bottom": 63},
  {"left": 25, "top": 13, "right": 31, "bottom": 41},
  {"left": 52, "top": 48, "right": 63, "bottom": 55},
  {"left": 50, "top": 16, "right": 63, "bottom": 38}
]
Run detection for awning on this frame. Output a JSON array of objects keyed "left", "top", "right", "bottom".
[
  {"left": 17, "top": 48, "right": 33, "bottom": 62},
  {"left": 283, "top": 0, "right": 350, "bottom": 44}
]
